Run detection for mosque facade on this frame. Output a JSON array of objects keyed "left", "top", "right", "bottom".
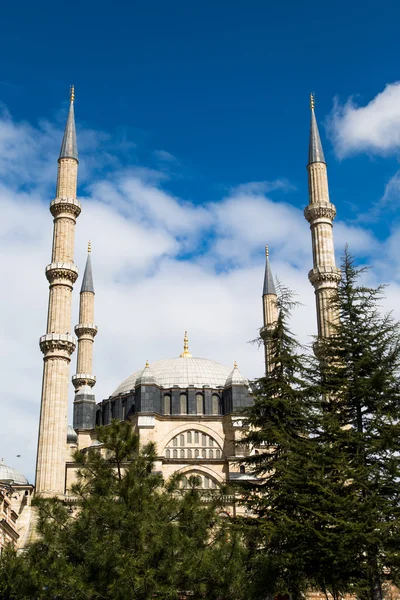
[{"left": 1, "top": 89, "right": 339, "bottom": 548}]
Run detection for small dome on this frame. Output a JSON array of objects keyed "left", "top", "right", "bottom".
[
  {"left": 0, "top": 462, "right": 28, "bottom": 485},
  {"left": 225, "top": 363, "right": 248, "bottom": 387},
  {"left": 90, "top": 440, "right": 103, "bottom": 447},
  {"left": 67, "top": 425, "right": 78, "bottom": 444},
  {"left": 136, "top": 361, "right": 157, "bottom": 385}
]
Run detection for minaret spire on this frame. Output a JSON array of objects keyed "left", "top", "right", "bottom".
[
  {"left": 72, "top": 243, "right": 98, "bottom": 430},
  {"left": 308, "top": 93, "right": 325, "bottom": 165},
  {"left": 261, "top": 246, "right": 278, "bottom": 374},
  {"left": 59, "top": 85, "right": 78, "bottom": 162},
  {"left": 36, "top": 88, "right": 81, "bottom": 496},
  {"left": 305, "top": 94, "right": 340, "bottom": 339}
]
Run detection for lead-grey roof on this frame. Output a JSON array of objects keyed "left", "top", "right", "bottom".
[
  {"left": 81, "top": 253, "right": 94, "bottom": 293},
  {"left": 308, "top": 108, "right": 325, "bottom": 164},
  {"left": 67, "top": 424, "right": 78, "bottom": 444},
  {"left": 0, "top": 462, "right": 28, "bottom": 485},
  {"left": 59, "top": 101, "right": 78, "bottom": 161},
  {"left": 112, "top": 357, "right": 240, "bottom": 395},
  {"left": 263, "top": 255, "right": 276, "bottom": 295}
]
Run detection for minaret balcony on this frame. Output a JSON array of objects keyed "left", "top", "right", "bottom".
[
  {"left": 45, "top": 262, "right": 79, "bottom": 285},
  {"left": 304, "top": 202, "right": 336, "bottom": 224},
  {"left": 50, "top": 197, "right": 81, "bottom": 218},
  {"left": 39, "top": 333, "right": 76, "bottom": 357},
  {"left": 72, "top": 373, "right": 96, "bottom": 389},
  {"left": 308, "top": 266, "right": 342, "bottom": 288},
  {"left": 74, "top": 323, "right": 98, "bottom": 338}
]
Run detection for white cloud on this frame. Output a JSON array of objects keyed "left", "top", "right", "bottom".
[
  {"left": 0, "top": 103, "right": 394, "bottom": 486},
  {"left": 329, "top": 82, "right": 400, "bottom": 157}
]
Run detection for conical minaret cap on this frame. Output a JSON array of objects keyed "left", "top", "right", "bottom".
[
  {"left": 308, "top": 94, "right": 325, "bottom": 165},
  {"left": 59, "top": 85, "right": 78, "bottom": 161},
  {"left": 80, "top": 244, "right": 94, "bottom": 293},
  {"left": 263, "top": 246, "right": 276, "bottom": 296}
]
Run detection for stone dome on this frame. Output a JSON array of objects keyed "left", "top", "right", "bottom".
[
  {"left": 0, "top": 462, "right": 29, "bottom": 485},
  {"left": 67, "top": 424, "right": 78, "bottom": 444},
  {"left": 112, "top": 357, "right": 237, "bottom": 396}
]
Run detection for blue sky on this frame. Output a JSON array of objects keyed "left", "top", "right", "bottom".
[
  {"left": 2, "top": 0, "right": 400, "bottom": 222},
  {"left": 2, "top": 0, "right": 400, "bottom": 480}
]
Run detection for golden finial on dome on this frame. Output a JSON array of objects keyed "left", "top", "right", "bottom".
[
  {"left": 234, "top": 361, "right": 238, "bottom": 368},
  {"left": 310, "top": 92, "right": 315, "bottom": 110},
  {"left": 70, "top": 84, "right": 75, "bottom": 103},
  {"left": 88, "top": 240, "right": 91, "bottom": 253},
  {"left": 180, "top": 330, "right": 192, "bottom": 358},
  {"left": 145, "top": 360, "right": 149, "bottom": 368},
  {"left": 265, "top": 245, "right": 269, "bottom": 257}
]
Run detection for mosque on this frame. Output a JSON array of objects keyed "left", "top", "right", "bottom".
[{"left": 0, "top": 89, "right": 339, "bottom": 550}]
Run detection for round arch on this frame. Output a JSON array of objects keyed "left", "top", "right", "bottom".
[{"left": 159, "top": 422, "right": 225, "bottom": 454}]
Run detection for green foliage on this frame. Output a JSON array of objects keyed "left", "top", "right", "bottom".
[
  {"left": 239, "top": 252, "right": 400, "bottom": 600},
  {"left": 312, "top": 250, "right": 400, "bottom": 600},
  {"left": 239, "top": 284, "right": 318, "bottom": 600},
  {"left": 0, "top": 421, "right": 248, "bottom": 599}
]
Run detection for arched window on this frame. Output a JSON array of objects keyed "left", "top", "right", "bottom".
[
  {"left": 164, "top": 430, "right": 222, "bottom": 460},
  {"left": 180, "top": 394, "right": 187, "bottom": 415},
  {"left": 164, "top": 395, "right": 171, "bottom": 415},
  {"left": 176, "top": 470, "right": 219, "bottom": 491},
  {"left": 211, "top": 394, "right": 220, "bottom": 415},
  {"left": 239, "top": 465, "right": 246, "bottom": 474},
  {"left": 196, "top": 393, "right": 204, "bottom": 414},
  {"left": 173, "top": 449, "right": 178, "bottom": 459}
]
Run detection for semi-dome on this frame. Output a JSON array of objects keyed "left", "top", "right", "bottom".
[
  {"left": 0, "top": 461, "right": 29, "bottom": 485},
  {"left": 112, "top": 356, "right": 235, "bottom": 396}
]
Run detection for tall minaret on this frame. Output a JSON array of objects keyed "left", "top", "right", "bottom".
[
  {"left": 36, "top": 86, "right": 81, "bottom": 496},
  {"left": 72, "top": 242, "right": 97, "bottom": 431},
  {"left": 260, "top": 246, "right": 278, "bottom": 374},
  {"left": 304, "top": 94, "right": 340, "bottom": 339}
]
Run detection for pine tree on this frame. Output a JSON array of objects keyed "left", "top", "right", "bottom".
[
  {"left": 312, "top": 250, "right": 400, "bottom": 600},
  {"left": 0, "top": 420, "right": 249, "bottom": 600},
  {"left": 238, "top": 285, "right": 320, "bottom": 600}
]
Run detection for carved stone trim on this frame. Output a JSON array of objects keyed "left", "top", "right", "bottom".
[
  {"left": 45, "top": 262, "right": 79, "bottom": 285},
  {"left": 72, "top": 374, "right": 96, "bottom": 389},
  {"left": 304, "top": 202, "right": 336, "bottom": 223},
  {"left": 308, "top": 267, "right": 341, "bottom": 286},
  {"left": 74, "top": 323, "right": 98, "bottom": 337},
  {"left": 39, "top": 333, "right": 76, "bottom": 356},
  {"left": 50, "top": 197, "right": 81, "bottom": 218}
]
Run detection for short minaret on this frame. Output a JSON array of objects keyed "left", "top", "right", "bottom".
[
  {"left": 72, "top": 242, "right": 98, "bottom": 431},
  {"left": 36, "top": 86, "right": 81, "bottom": 496},
  {"left": 260, "top": 246, "right": 278, "bottom": 374},
  {"left": 304, "top": 94, "right": 340, "bottom": 339}
]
